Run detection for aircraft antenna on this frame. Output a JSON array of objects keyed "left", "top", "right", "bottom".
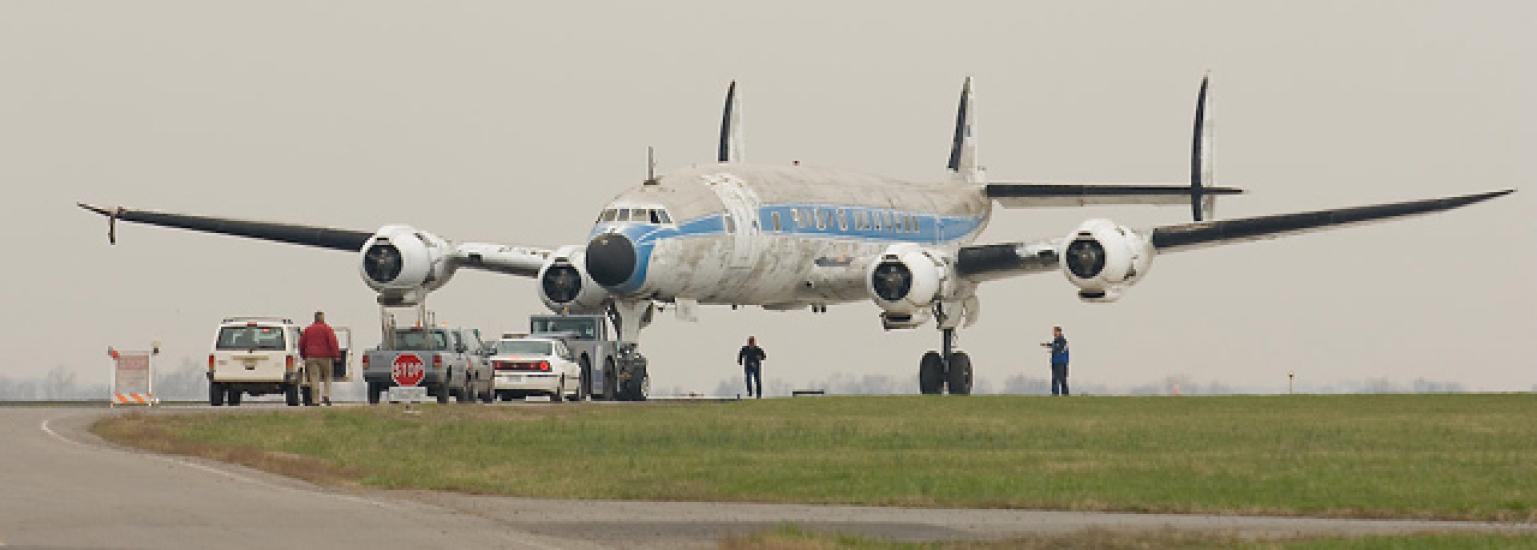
[{"left": 644, "top": 146, "right": 659, "bottom": 185}]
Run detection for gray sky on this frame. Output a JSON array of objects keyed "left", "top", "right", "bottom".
[{"left": 2, "top": 1, "right": 1532, "bottom": 394}]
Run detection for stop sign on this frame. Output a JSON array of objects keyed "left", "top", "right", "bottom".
[{"left": 391, "top": 354, "right": 426, "bottom": 386}]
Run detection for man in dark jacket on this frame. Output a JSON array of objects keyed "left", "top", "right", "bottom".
[
  {"left": 737, "top": 336, "right": 767, "bottom": 399},
  {"left": 1040, "top": 326, "right": 1070, "bottom": 396},
  {"left": 298, "top": 311, "right": 341, "bottom": 406}
]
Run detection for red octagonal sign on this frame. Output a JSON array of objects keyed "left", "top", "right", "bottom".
[{"left": 391, "top": 354, "right": 426, "bottom": 387}]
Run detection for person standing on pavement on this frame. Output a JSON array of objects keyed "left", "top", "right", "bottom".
[
  {"left": 298, "top": 311, "right": 340, "bottom": 406},
  {"left": 1040, "top": 326, "right": 1070, "bottom": 396},
  {"left": 737, "top": 336, "right": 767, "bottom": 399}
]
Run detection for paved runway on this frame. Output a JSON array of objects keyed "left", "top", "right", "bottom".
[{"left": 1, "top": 406, "right": 1532, "bottom": 549}]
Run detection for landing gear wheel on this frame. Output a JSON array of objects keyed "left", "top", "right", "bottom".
[
  {"left": 209, "top": 382, "right": 226, "bottom": 406},
  {"left": 285, "top": 383, "right": 300, "bottom": 406},
  {"left": 918, "top": 351, "right": 945, "bottom": 395},
  {"left": 227, "top": 388, "right": 243, "bottom": 406},
  {"left": 552, "top": 376, "right": 566, "bottom": 403},
  {"left": 946, "top": 351, "right": 973, "bottom": 395},
  {"left": 367, "top": 382, "right": 382, "bottom": 405}
]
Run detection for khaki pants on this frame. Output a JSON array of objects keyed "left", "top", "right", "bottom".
[{"left": 304, "top": 358, "right": 333, "bottom": 402}]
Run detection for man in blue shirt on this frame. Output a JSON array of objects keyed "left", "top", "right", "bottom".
[
  {"left": 737, "top": 336, "right": 767, "bottom": 399},
  {"left": 1040, "top": 326, "right": 1070, "bottom": 396}
]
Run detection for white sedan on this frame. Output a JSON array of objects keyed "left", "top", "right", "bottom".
[{"left": 489, "top": 337, "right": 583, "bottom": 402}]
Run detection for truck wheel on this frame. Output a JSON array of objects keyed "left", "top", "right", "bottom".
[
  {"left": 285, "top": 384, "right": 300, "bottom": 406},
  {"left": 455, "top": 377, "right": 473, "bottom": 403},
  {"left": 209, "top": 382, "right": 225, "bottom": 406},
  {"left": 301, "top": 386, "right": 315, "bottom": 406},
  {"left": 578, "top": 357, "right": 592, "bottom": 402},
  {"left": 551, "top": 376, "right": 565, "bottom": 403},
  {"left": 479, "top": 381, "right": 494, "bottom": 403},
  {"left": 603, "top": 358, "right": 619, "bottom": 401},
  {"left": 918, "top": 351, "right": 945, "bottom": 395},
  {"left": 435, "top": 385, "right": 450, "bottom": 404},
  {"left": 946, "top": 352, "right": 973, "bottom": 395},
  {"left": 227, "top": 388, "right": 243, "bottom": 406},
  {"left": 367, "top": 382, "right": 382, "bottom": 405}
]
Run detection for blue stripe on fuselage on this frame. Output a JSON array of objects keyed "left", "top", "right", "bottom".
[{"left": 587, "top": 204, "right": 984, "bottom": 294}]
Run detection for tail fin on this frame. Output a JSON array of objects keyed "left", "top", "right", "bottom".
[
  {"left": 947, "top": 77, "right": 984, "bottom": 183},
  {"left": 1190, "top": 73, "right": 1215, "bottom": 221},
  {"left": 718, "top": 81, "right": 744, "bottom": 163}
]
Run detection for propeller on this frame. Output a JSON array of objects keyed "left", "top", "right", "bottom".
[
  {"left": 541, "top": 265, "right": 583, "bottom": 303},
  {"left": 362, "top": 244, "right": 404, "bottom": 283},
  {"left": 1064, "top": 239, "right": 1106, "bottom": 279},
  {"left": 870, "top": 261, "right": 914, "bottom": 302}
]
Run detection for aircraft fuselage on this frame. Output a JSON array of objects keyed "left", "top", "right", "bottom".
[{"left": 584, "top": 163, "right": 990, "bottom": 308}]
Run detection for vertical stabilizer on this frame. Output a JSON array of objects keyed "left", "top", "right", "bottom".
[
  {"left": 718, "top": 81, "right": 744, "bottom": 163},
  {"left": 947, "top": 77, "right": 983, "bottom": 183},
  {"left": 1191, "top": 73, "right": 1216, "bottom": 221}
]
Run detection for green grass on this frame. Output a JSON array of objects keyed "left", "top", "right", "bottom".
[
  {"left": 722, "top": 524, "right": 1537, "bottom": 549},
  {"left": 93, "top": 394, "right": 1537, "bottom": 520}
]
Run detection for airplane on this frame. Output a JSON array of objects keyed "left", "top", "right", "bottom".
[{"left": 80, "top": 75, "right": 1514, "bottom": 400}]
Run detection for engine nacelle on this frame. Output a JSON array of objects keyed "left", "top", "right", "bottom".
[
  {"left": 358, "top": 225, "right": 454, "bottom": 305},
  {"left": 537, "top": 245, "right": 610, "bottom": 314},
  {"left": 867, "top": 244, "right": 950, "bottom": 316},
  {"left": 1060, "top": 219, "right": 1154, "bottom": 303}
]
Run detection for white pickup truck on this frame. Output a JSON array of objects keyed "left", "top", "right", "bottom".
[{"left": 207, "top": 316, "right": 351, "bottom": 406}]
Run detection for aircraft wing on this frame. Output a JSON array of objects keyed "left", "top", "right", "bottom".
[
  {"left": 76, "top": 203, "right": 551, "bottom": 278},
  {"left": 985, "top": 183, "right": 1243, "bottom": 208},
  {"left": 957, "top": 189, "right": 1513, "bottom": 282}
]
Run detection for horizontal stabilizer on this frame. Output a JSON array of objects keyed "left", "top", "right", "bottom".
[{"left": 986, "top": 183, "right": 1243, "bottom": 208}]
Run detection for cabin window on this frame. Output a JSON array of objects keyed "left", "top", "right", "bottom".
[
  {"left": 791, "top": 209, "right": 802, "bottom": 228},
  {"left": 836, "top": 209, "right": 848, "bottom": 231},
  {"left": 771, "top": 212, "right": 782, "bottom": 232},
  {"left": 814, "top": 208, "right": 826, "bottom": 230},
  {"left": 872, "top": 210, "right": 882, "bottom": 231}
]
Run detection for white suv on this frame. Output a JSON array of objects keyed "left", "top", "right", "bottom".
[{"left": 208, "top": 317, "right": 350, "bottom": 406}]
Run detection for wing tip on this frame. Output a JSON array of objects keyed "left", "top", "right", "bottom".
[{"left": 78, "top": 202, "right": 112, "bottom": 216}]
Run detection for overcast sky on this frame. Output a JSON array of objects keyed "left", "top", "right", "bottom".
[{"left": 2, "top": 1, "right": 1532, "bottom": 395}]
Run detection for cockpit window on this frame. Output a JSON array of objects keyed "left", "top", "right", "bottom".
[
  {"left": 599, "top": 209, "right": 619, "bottom": 222},
  {"left": 648, "top": 210, "right": 662, "bottom": 224}
]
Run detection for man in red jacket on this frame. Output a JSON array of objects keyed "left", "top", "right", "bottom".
[{"left": 298, "top": 311, "right": 340, "bottom": 406}]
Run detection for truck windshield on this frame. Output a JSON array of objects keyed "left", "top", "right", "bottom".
[
  {"left": 531, "top": 318, "right": 596, "bottom": 339},
  {"left": 393, "top": 329, "right": 448, "bottom": 350},
  {"left": 216, "top": 326, "right": 286, "bottom": 350},
  {"left": 496, "top": 340, "right": 553, "bottom": 355}
]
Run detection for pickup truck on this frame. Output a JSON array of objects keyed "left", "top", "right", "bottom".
[{"left": 363, "top": 326, "right": 492, "bottom": 404}]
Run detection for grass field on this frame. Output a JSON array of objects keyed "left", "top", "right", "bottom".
[{"left": 93, "top": 394, "right": 1537, "bottom": 521}]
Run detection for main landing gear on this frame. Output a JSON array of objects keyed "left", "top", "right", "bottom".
[{"left": 918, "top": 327, "right": 972, "bottom": 395}]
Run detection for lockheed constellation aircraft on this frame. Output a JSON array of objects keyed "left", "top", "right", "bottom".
[{"left": 81, "top": 76, "right": 1513, "bottom": 399}]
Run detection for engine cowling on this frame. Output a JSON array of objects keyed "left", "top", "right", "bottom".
[
  {"left": 537, "top": 246, "right": 610, "bottom": 314},
  {"left": 1060, "top": 219, "right": 1154, "bottom": 303},
  {"left": 358, "top": 225, "right": 453, "bottom": 304},
  {"left": 867, "top": 245, "right": 949, "bottom": 316}
]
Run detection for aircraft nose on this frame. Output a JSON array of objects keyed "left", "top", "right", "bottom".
[{"left": 585, "top": 233, "right": 636, "bottom": 288}]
